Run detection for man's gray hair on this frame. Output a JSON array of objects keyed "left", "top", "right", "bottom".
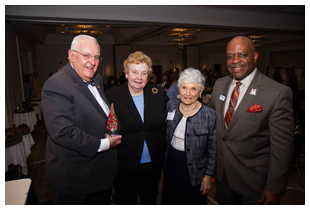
[
  {"left": 178, "top": 67, "right": 205, "bottom": 91},
  {"left": 70, "top": 35, "right": 100, "bottom": 52}
]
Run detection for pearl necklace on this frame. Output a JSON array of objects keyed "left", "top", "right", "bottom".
[{"left": 182, "top": 101, "right": 198, "bottom": 112}]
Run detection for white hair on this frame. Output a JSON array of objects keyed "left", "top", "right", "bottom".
[
  {"left": 178, "top": 67, "right": 205, "bottom": 91},
  {"left": 70, "top": 35, "right": 100, "bottom": 52}
]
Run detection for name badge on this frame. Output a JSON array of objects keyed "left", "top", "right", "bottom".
[
  {"left": 250, "top": 89, "right": 257, "bottom": 95},
  {"left": 167, "top": 110, "right": 176, "bottom": 120},
  {"left": 219, "top": 95, "right": 226, "bottom": 101}
]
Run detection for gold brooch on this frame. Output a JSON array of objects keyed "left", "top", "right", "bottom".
[
  {"left": 152, "top": 87, "right": 158, "bottom": 94},
  {"left": 96, "top": 85, "right": 100, "bottom": 89}
]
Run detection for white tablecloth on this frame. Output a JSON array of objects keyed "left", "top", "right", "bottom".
[
  {"left": 30, "top": 101, "right": 41, "bottom": 111},
  {"left": 5, "top": 133, "right": 35, "bottom": 175},
  {"left": 13, "top": 111, "right": 37, "bottom": 132},
  {"left": 33, "top": 106, "right": 42, "bottom": 120},
  {"left": 5, "top": 178, "right": 32, "bottom": 205}
]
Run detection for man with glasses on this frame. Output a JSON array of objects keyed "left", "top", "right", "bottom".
[{"left": 42, "top": 35, "right": 122, "bottom": 204}]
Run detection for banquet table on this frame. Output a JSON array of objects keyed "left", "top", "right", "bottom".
[
  {"left": 29, "top": 100, "right": 41, "bottom": 111},
  {"left": 5, "top": 178, "right": 32, "bottom": 205},
  {"left": 31, "top": 104, "right": 42, "bottom": 120},
  {"left": 5, "top": 125, "right": 35, "bottom": 176},
  {"left": 13, "top": 110, "right": 37, "bottom": 132}
]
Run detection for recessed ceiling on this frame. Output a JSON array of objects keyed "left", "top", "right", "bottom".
[{"left": 5, "top": 5, "right": 305, "bottom": 48}]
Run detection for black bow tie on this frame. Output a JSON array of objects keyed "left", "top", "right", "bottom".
[{"left": 84, "top": 80, "right": 96, "bottom": 86}]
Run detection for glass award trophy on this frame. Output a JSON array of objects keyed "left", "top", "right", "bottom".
[{"left": 106, "top": 103, "right": 120, "bottom": 136}]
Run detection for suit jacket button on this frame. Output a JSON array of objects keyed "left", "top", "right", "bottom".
[
  {"left": 222, "top": 137, "right": 226, "bottom": 141},
  {"left": 188, "top": 163, "right": 192, "bottom": 166},
  {"left": 187, "top": 148, "right": 190, "bottom": 152},
  {"left": 221, "top": 152, "right": 223, "bottom": 156},
  {"left": 187, "top": 133, "right": 190, "bottom": 137}
]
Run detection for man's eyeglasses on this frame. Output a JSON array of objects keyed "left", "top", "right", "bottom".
[{"left": 71, "top": 50, "right": 102, "bottom": 62}]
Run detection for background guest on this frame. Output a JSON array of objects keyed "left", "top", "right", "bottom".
[
  {"left": 288, "top": 65, "right": 298, "bottom": 96},
  {"left": 159, "top": 73, "right": 171, "bottom": 91},
  {"left": 105, "top": 75, "right": 117, "bottom": 90},
  {"left": 162, "top": 68, "right": 216, "bottom": 205},
  {"left": 207, "top": 36, "right": 294, "bottom": 205},
  {"left": 273, "top": 66, "right": 282, "bottom": 83},
  {"left": 148, "top": 73, "right": 157, "bottom": 85},
  {"left": 118, "top": 72, "right": 126, "bottom": 84},
  {"left": 106, "top": 51, "right": 169, "bottom": 204},
  {"left": 42, "top": 35, "right": 122, "bottom": 205},
  {"left": 167, "top": 72, "right": 180, "bottom": 99}
]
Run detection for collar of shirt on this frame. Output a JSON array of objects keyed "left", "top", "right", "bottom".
[
  {"left": 70, "top": 62, "right": 74, "bottom": 70},
  {"left": 224, "top": 68, "right": 257, "bottom": 117},
  {"left": 231, "top": 68, "right": 257, "bottom": 90}
]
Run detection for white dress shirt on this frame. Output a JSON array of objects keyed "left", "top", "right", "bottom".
[
  {"left": 223, "top": 69, "right": 257, "bottom": 117},
  {"left": 85, "top": 84, "right": 111, "bottom": 152},
  {"left": 70, "top": 63, "right": 111, "bottom": 152}
]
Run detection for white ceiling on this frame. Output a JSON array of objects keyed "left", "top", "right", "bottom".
[{"left": 5, "top": 5, "right": 305, "bottom": 48}]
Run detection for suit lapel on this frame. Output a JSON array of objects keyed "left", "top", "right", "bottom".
[
  {"left": 93, "top": 76, "right": 110, "bottom": 110},
  {"left": 219, "top": 77, "right": 233, "bottom": 135},
  {"left": 120, "top": 83, "right": 143, "bottom": 124},
  {"left": 67, "top": 65, "right": 108, "bottom": 118},
  {"left": 143, "top": 85, "right": 156, "bottom": 126},
  {"left": 226, "top": 71, "right": 262, "bottom": 132}
]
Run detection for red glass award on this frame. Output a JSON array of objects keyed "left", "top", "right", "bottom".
[{"left": 106, "top": 103, "right": 120, "bottom": 136}]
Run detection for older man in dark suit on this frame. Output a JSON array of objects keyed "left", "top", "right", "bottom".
[
  {"left": 42, "top": 35, "right": 122, "bottom": 204},
  {"left": 207, "top": 36, "right": 294, "bottom": 205}
]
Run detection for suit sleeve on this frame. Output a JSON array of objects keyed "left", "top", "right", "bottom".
[
  {"left": 206, "top": 81, "right": 217, "bottom": 109},
  {"left": 42, "top": 79, "right": 100, "bottom": 158},
  {"left": 265, "top": 86, "right": 294, "bottom": 194},
  {"left": 162, "top": 94, "right": 170, "bottom": 153},
  {"left": 205, "top": 108, "right": 217, "bottom": 176}
]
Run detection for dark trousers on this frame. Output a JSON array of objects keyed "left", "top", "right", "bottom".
[
  {"left": 114, "top": 162, "right": 161, "bottom": 205},
  {"left": 52, "top": 188, "right": 112, "bottom": 205},
  {"left": 216, "top": 170, "right": 263, "bottom": 205},
  {"left": 162, "top": 146, "right": 207, "bottom": 205}
]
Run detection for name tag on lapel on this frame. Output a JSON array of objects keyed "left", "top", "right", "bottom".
[
  {"left": 167, "top": 110, "right": 176, "bottom": 120},
  {"left": 219, "top": 95, "right": 226, "bottom": 101}
]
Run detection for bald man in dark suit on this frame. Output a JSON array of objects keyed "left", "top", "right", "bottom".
[{"left": 207, "top": 36, "right": 294, "bottom": 205}]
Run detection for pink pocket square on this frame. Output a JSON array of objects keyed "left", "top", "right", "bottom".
[{"left": 247, "top": 103, "right": 263, "bottom": 113}]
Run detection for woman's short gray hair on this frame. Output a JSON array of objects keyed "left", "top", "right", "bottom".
[{"left": 178, "top": 67, "right": 205, "bottom": 91}]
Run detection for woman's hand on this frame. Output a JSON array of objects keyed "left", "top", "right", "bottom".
[{"left": 200, "top": 175, "right": 212, "bottom": 195}]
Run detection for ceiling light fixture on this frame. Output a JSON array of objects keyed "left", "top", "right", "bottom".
[
  {"left": 248, "top": 34, "right": 268, "bottom": 39},
  {"left": 167, "top": 28, "right": 199, "bottom": 49}
]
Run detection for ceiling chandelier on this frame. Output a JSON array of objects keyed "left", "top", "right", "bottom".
[
  {"left": 60, "top": 24, "right": 111, "bottom": 36},
  {"left": 248, "top": 33, "right": 268, "bottom": 47},
  {"left": 167, "top": 28, "right": 199, "bottom": 49}
]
